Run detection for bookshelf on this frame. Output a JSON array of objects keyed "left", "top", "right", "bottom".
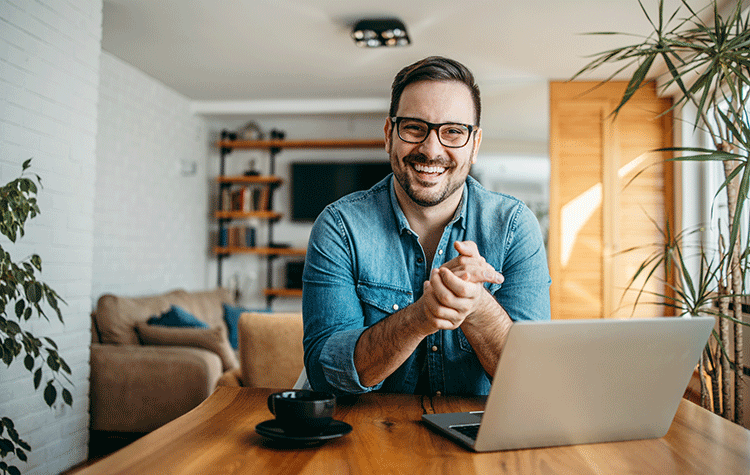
[{"left": 215, "top": 130, "right": 385, "bottom": 306}]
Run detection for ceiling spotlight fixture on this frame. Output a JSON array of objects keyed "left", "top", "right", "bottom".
[{"left": 351, "top": 18, "right": 410, "bottom": 48}]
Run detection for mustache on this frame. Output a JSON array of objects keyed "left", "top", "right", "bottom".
[{"left": 402, "top": 153, "right": 453, "bottom": 168}]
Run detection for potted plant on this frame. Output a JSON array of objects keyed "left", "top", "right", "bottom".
[
  {"left": 0, "top": 159, "right": 72, "bottom": 475},
  {"left": 573, "top": 0, "right": 749, "bottom": 425}
]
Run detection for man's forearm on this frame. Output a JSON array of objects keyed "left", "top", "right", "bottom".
[
  {"left": 460, "top": 289, "right": 513, "bottom": 376},
  {"left": 353, "top": 304, "right": 429, "bottom": 388}
]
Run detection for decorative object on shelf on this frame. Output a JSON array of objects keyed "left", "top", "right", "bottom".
[
  {"left": 0, "top": 159, "right": 71, "bottom": 475},
  {"left": 351, "top": 18, "right": 410, "bottom": 48},
  {"left": 573, "top": 0, "right": 749, "bottom": 427},
  {"left": 238, "top": 121, "right": 265, "bottom": 141},
  {"left": 243, "top": 159, "right": 260, "bottom": 177}
]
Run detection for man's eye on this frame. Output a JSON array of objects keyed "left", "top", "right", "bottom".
[
  {"left": 403, "top": 124, "right": 426, "bottom": 132},
  {"left": 444, "top": 127, "right": 467, "bottom": 135}
]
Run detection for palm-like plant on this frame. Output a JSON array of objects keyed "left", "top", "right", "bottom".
[{"left": 573, "top": 0, "right": 750, "bottom": 425}]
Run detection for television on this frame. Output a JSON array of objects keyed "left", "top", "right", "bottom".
[{"left": 290, "top": 161, "right": 392, "bottom": 222}]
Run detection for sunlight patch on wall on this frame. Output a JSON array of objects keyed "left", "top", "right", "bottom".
[{"left": 561, "top": 183, "right": 602, "bottom": 267}]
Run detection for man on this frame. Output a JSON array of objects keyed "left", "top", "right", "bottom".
[{"left": 302, "top": 56, "right": 550, "bottom": 396}]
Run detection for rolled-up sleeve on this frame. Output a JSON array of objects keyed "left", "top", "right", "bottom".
[{"left": 302, "top": 207, "right": 383, "bottom": 395}]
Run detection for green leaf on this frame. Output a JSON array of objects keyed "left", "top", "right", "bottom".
[
  {"left": 62, "top": 388, "right": 72, "bottom": 406},
  {"left": 33, "top": 368, "right": 41, "bottom": 389},
  {"left": 24, "top": 282, "right": 42, "bottom": 304},
  {"left": 14, "top": 447, "right": 26, "bottom": 462},
  {"left": 0, "top": 438, "right": 13, "bottom": 454},
  {"left": 43, "top": 381, "right": 56, "bottom": 406},
  {"left": 30, "top": 254, "right": 41, "bottom": 271},
  {"left": 22, "top": 159, "right": 31, "bottom": 170},
  {"left": 9, "top": 464, "right": 21, "bottom": 475},
  {"left": 23, "top": 354, "right": 33, "bottom": 371},
  {"left": 47, "top": 354, "right": 60, "bottom": 372},
  {"left": 14, "top": 300, "right": 23, "bottom": 318},
  {"left": 43, "top": 337, "right": 58, "bottom": 350},
  {"left": 60, "top": 357, "right": 71, "bottom": 375}
]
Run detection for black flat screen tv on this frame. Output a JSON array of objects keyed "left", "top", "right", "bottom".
[{"left": 290, "top": 161, "right": 392, "bottom": 222}]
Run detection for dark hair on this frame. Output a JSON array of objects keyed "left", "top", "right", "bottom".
[{"left": 389, "top": 56, "right": 481, "bottom": 126}]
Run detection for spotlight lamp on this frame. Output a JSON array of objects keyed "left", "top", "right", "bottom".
[{"left": 351, "top": 18, "right": 411, "bottom": 48}]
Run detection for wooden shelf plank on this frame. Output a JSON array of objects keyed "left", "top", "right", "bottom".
[
  {"left": 216, "top": 175, "right": 283, "bottom": 185},
  {"left": 263, "top": 288, "right": 303, "bottom": 298},
  {"left": 215, "top": 246, "right": 306, "bottom": 256},
  {"left": 215, "top": 210, "right": 282, "bottom": 220},
  {"left": 216, "top": 138, "right": 384, "bottom": 150}
]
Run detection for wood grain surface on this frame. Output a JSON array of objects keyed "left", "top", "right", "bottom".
[{"left": 78, "top": 387, "right": 750, "bottom": 474}]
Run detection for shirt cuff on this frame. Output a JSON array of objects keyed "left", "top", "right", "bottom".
[{"left": 320, "top": 327, "right": 383, "bottom": 393}]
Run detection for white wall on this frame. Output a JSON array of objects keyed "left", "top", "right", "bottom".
[
  {"left": 0, "top": 0, "right": 101, "bottom": 473},
  {"left": 92, "top": 52, "right": 210, "bottom": 299}
]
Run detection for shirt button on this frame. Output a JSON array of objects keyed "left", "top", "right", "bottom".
[
  {"left": 392, "top": 304, "right": 399, "bottom": 311},
  {"left": 438, "top": 249, "right": 443, "bottom": 255},
  {"left": 431, "top": 345, "right": 438, "bottom": 352},
  {"left": 417, "top": 257, "right": 424, "bottom": 263},
  {"left": 435, "top": 391, "right": 442, "bottom": 396}
]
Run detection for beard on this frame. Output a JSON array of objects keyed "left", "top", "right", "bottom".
[{"left": 389, "top": 150, "right": 470, "bottom": 208}]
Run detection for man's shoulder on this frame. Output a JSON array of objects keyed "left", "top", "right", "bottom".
[{"left": 465, "top": 176, "right": 527, "bottom": 214}]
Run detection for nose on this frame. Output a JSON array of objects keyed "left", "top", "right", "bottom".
[{"left": 417, "top": 128, "right": 444, "bottom": 156}]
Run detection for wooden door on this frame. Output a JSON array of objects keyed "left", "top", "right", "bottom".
[{"left": 549, "top": 81, "right": 675, "bottom": 319}]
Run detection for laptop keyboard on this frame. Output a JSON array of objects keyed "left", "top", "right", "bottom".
[{"left": 451, "top": 424, "right": 480, "bottom": 440}]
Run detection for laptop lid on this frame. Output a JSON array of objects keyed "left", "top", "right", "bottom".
[{"left": 422, "top": 317, "right": 714, "bottom": 452}]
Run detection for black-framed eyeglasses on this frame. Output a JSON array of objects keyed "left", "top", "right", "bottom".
[{"left": 391, "top": 117, "right": 477, "bottom": 148}]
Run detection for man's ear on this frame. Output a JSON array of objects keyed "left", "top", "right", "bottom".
[
  {"left": 384, "top": 117, "right": 393, "bottom": 154},
  {"left": 471, "top": 127, "right": 482, "bottom": 164}
]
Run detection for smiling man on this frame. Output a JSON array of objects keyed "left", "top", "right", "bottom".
[{"left": 302, "top": 56, "right": 551, "bottom": 396}]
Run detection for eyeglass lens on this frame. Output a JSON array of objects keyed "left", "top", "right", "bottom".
[{"left": 397, "top": 118, "right": 470, "bottom": 148}]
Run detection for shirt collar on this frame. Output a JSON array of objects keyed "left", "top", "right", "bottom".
[{"left": 389, "top": 175, "right": 468, "bottom": 234}]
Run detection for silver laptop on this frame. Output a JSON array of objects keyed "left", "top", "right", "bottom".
[{"left": 422, "top": 317, "right": 713, "bottom": 452}]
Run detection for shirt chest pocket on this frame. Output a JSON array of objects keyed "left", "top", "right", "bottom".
[{"left": 356, "top": 281, "right": 413, "bottom": 325}]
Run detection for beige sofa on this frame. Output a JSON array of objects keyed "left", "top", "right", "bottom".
[{"left": 89, "top": 288, "right": 238, "bottom": 433}]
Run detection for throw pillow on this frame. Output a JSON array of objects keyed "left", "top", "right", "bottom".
[
  {"left": 223, "top": 304, "right": 270, "bottom": 349},
  {"left": 136, "top": 323, "right": 239, "bottom": 371},
  {"left": 147, "top": 305, "right": 209, "bottom": 328}
]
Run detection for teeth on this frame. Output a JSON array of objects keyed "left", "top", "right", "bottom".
[{"left": 413, "top": 163, "right": 445, "bottom": 174}]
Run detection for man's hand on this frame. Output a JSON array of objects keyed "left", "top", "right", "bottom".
[
  {"left": 414, "top": 241, "right": 502, "bottom": 334},
  {"left": 442, "top": 241, "right": 504, "bottom": 285}
]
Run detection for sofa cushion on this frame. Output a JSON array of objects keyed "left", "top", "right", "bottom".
[
  {"left": 94, "top": 288, "right": 232, "bottom": 345},
  {"left": 148, "top": 305, "right": 209, "bottom": 328},
  {"left": 167, "top": 289, "right": 231, "bottom": 333},
  {"left": 223, "top": 304, "right": 271, "bottom": 349},
  {"left": 136, "top": 323, "right": 240, "bottom": 371}
]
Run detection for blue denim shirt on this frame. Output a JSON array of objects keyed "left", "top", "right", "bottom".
[{"left": 302, "top": 175, "right": 551, "bottom": 396}]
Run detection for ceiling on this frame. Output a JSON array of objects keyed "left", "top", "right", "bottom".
[{"left": 101, "top": 0, "right": 714, "bottom": 145}]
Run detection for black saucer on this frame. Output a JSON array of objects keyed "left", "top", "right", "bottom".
[{"left": 255, "top": 419, "right": 352, "bottom": 444}]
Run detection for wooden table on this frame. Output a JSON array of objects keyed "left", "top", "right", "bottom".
[{"left": 80, "top": 387, "right": 750, "bottom": 474}]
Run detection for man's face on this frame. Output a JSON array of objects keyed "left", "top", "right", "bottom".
[{"left": 385, "top": 80, "right": 481, "bottom": 209}]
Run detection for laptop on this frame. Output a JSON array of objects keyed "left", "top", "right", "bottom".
[{"left": 422, "top": 316, "right": 714, "bottom": 452}]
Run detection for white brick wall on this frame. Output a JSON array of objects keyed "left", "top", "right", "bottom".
[
  {"left": 0, "top": 0, "right": 102, "bottom": 473},
  {"left": 92, "top": 52, "right": 210, "bottom": 299}
]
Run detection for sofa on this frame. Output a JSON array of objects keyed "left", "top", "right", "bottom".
[{"left": 89, "top": 288, "right": 239, "bottom": 434}]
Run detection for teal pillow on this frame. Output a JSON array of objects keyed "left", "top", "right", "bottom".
[
  {"left": 148, "top": 305, "right": 209, "bottom": 328},
  {"left": 223, "top": 304, "right": 271, "bottom": 349}
]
